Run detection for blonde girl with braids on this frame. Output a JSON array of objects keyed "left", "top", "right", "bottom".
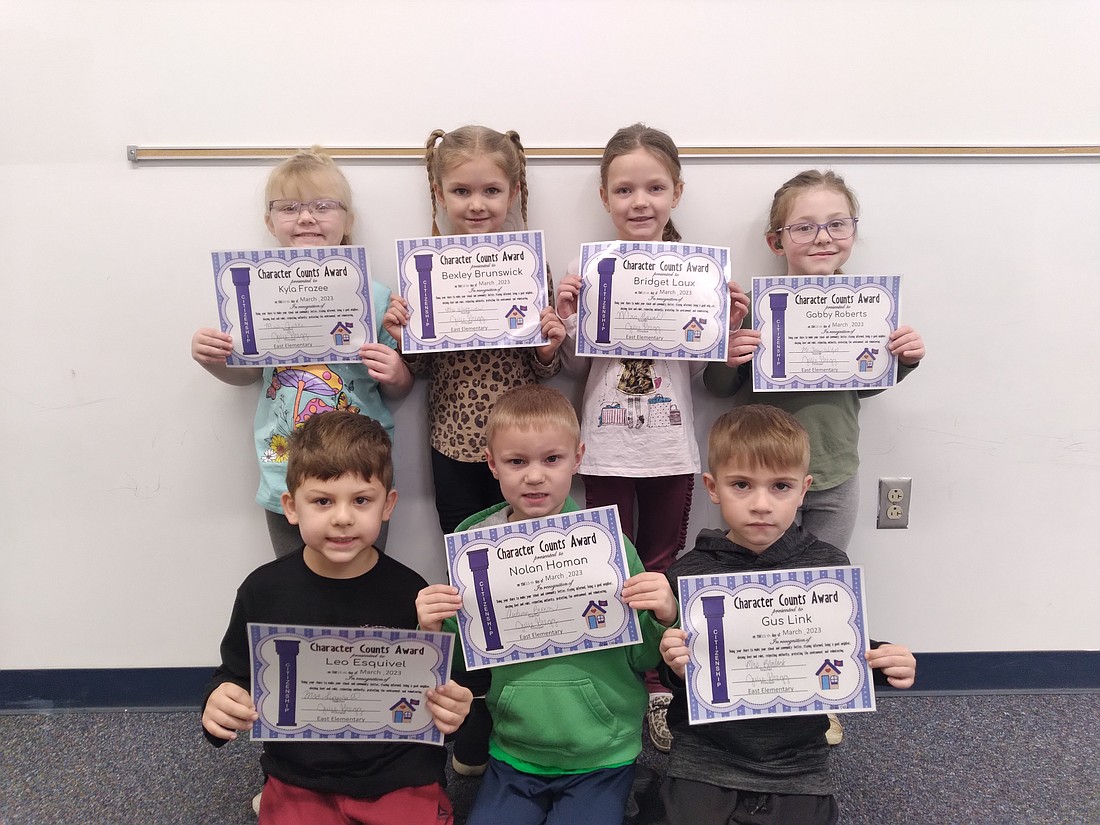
[
  {"left": 384, "top": 127, "right": 564, "bottom": 777},
  {"left": 191, "top": 148, "right": 412, "bottom": 558},
  {"left": 556, "top": 124, "right": 749, "bottom": 755},
  {"left": 384, "top": 126, "right": 564, "bottom": 537}
]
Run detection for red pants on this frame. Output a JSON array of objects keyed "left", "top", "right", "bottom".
[{"left": 258, "top": 776, "right": 453, "bottom": 825}]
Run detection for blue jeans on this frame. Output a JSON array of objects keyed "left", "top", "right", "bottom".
[{"left": 466, "top": 758, "right": 635, "bottom": 825}]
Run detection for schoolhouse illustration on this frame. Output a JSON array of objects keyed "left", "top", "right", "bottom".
[
  {"left": 682, "top": 317, "right": 707, "bottom": 342},
  {"left": 581, "top": 600, "right": 608, "bottom": 629},
  {"left": 816, "top": 659, "right": 844, "bottom": 690},
  {"left": 855, "top": 347, "right": 879, "bottom": 373},
  {"left": 389, "top": 697, "right": 419, "bottom": 724},
  {"left": 503, "top": 305, "right": 528, "bottom": 329},
  {"left": 330, "top": 321, "right": 354, "bottom": 346}
]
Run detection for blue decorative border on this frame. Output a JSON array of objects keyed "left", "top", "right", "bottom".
[
  {"left": 211, "top": 245, "right": 374, "bottom": 366},
  {"left": 576, "top": 241, "right": 730, "bottom": 360},
  {"left": 3, "top": 652, "right": 1097, "bottom": 712},
  {"left": 679, "top": 567, "right": 873, "bottom": 722},
  {"left": 395, "top": 230, "right": 548, "bottom": 352},
  {"left": 443, "top": 506, "right": 640, "bottom": 669},
  {"left": 752, "top": 275, "right": 901, "bottom": 391},
  {"left": 246, "top": 624, "right": 451, "bottom": 744}
]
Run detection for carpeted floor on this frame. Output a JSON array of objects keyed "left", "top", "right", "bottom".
[{"left": 2, "top": 693, "right": 1098, "bottom": 824}]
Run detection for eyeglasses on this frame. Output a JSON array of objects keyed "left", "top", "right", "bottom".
[
  {"left": 268, "top": 199, "right": 347, "bottom": 220},
  {"left": 779, "top": 217, "right": 859, "bottom": 244}
]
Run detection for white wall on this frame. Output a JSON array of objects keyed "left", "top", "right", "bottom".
[{"left": 2, "top": 0, "right": 1098, "bottom": 668}]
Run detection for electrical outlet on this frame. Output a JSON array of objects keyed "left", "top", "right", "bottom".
[{"left": 877, "top": 477, "right": 912, "bottom": 529}]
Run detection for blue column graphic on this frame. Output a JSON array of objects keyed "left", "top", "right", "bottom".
[
  {"left": 595, "top": 258, "right": 616, "bottom": 344},
  {"left": 273, "top": 639, "right": 301, "bottom": 726},
  {"left": 467, "top": 548, "right": 503, "bottom": 651},
  {"left": 701, "top": 595, "right": 730, "bottom": 704},
  {"left": 415, "top": 253, "right": 437, "bottom": 339},
  {"left": 769, "top": 292, "right": 788, "bottom": 379},
  {"left": 231, "top": 266, "right": 259, "bottom": 355}
]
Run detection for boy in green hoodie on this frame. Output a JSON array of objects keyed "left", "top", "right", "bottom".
[{"left": 417, "top": 384, "right": 678, "bottom": 825}]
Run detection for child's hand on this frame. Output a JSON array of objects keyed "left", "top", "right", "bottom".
[
  {"left": 360, "top": 343, "right": 413, "bottom": 395},
  {"left": 191, "top": 327, "right": 233, "bottom": 366},
  {"left": 556, "top": 274, "right": 582, "bottom": 320},
  {"left": 425, "top": 679, "right": 474, "bottom": 734},
  {"left": 889, "top": 325, "right": 925, "bottom": 366},
  {"left": 416, "top": 584, "right": 461, "bottom": 631},
  {"left": 866, "top": 644, "right": 916, "bottom": 689},
  {"left": 202, "top": 682, "right": 258, "bottom": 741},
  {"left": 382, "top": 296, "right": 410, "bottom": 345},
  {"left": 622, "top": 572, "right": 678, "bottom": 626},
  {"left": 535, "top": 306, "right": 565, "bottom": 364},
  {"left": 729, "top": 280, "right": 750, "bottom": 330},
  {"left": 659, "top": 628, "right": 690, "bottom": 679},
  {"left": 726, "top": 327, "right": 761, "bottom": 367}
]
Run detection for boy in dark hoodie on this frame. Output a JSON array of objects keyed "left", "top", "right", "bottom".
[{"left": 658, "top": 405, "right": 916, "bottom": 825}]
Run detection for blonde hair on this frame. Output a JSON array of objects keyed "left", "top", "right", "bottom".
[
  {"left": 767, "top": 169, "right": 859, "bottom": 237},
  {"left": 599, "top": 123, "right": 683, "bottom": 242},
  {"left": 708, "top": 405, "right": 810, "bottom": 475},
  {"left": 265, "top": 147, "right": 355, "bottom": 244},
  {"left": 484, "top": 385, "right": 580, "bottom": 450},
  {"left": 424, "top": 126, "right": 529, "bottom": 236},
  {"left": 285, "top": 411, "right": 394, "bottom": 492}
]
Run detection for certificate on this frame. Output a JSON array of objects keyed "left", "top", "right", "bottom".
[
  {"left": 752, "top": 275, "right": 901, "bottom": 391},
  {"left": 677, "top": 566, "right": 875, "bottom": 724},
  {"left": 248, "top": 624, "right": 453, "bottom": 744},
  {"left": 212, "top": 246, "right": 377, "bottom": 367},
  {"left": 395, "top": 230, "right": 549, "bottom": 354},
  {"left": 574, "top": 241, "right": 730, "bottom": 360},
  {"left": 445, "top": 506, "right": 641, "bottom": 669}
]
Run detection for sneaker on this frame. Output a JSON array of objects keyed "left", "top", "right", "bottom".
[
  {"left": 451, "top": 754, "right": 488, "bottom": 777},
  {"left": 251, "top": 792, "right": 262, "bottom": 815},
  {"left": 647, "top": 693, "right": 673, "bottom": 754},
  {"left": 826, "top": 713, "right": 844, "bottom": 746}
]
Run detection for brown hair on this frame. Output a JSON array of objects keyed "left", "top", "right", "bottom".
[
  {"left": 424, "top": 126, "right": 529, "bottom": 236},
  {"left": 767, "top": 169, "right": 859, "bottom": 236},
  {"left": 707, "top": 405, "right": 810, "bottom": 475},
  {"left": 484, "top": 385, "right": 580, "bottom": 450},
  {"left": 285, "top": 411, "right": 393, "bottom": 492},
  {"left": 599, "top": 123, "right": 683, "bottom": 242},
  {"left": 264, "top": 147, "right": 355, "bottom": 244}
]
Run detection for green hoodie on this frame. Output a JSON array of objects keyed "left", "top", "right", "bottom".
[{"left": 446, "top": 497, "right": 666, "bottom": 774}]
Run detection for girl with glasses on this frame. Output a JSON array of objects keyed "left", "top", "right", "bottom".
[
  {"left": 706, "top": 170, "right": 926, "bottom": 553},
  {"left": 190, "top": 148, "right": 413, "bottom": 558}
]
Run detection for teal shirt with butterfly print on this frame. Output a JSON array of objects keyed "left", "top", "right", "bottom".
[{"left": 252, "top": 280, "right": 397, "bottom": 513}]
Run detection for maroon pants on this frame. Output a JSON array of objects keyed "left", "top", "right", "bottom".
[
  {"left": 258, "top": 776, "right": 453, "bottom": 825},
  {"left": 583, "top": 473, "right": 694, "bottom": 694}
]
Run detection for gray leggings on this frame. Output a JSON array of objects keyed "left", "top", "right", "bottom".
[{"left": 796, "top": 474, "right": 859, "bottom": 553}]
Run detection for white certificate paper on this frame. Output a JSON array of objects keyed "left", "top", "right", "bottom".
[
  {"left": 445, "top": 506, "right": 641, "bottom": 669},
  {"left": 677, "top": 567, "right": 875, "bottom": 724},
  {"left": 752, "top": 275, "right": 901, "bottom": 391},
  {"left": 575, "top": 241, "right": 730, "bottom": 360},
  {"left": 395, "top": 230, "right": 548, "bottom": 354},
  {"left": 248, "top": 624, "right": 453, "bottom": 744},
  {"left": 212, "top": 247, "right": 377, "bottom": 367}
]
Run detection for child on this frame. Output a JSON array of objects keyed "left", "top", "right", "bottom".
[
  {"left": 657, "top": 405, "right": 917, "bottom": 825},
  {"left": 384, "top": 126, "right": 565, "bottom": 537},
  {"left": 416, "top": 385, "right": 679, "bottom": 825},
  {"left": 556, "top": 123, "right": 749, "bottom": 752},
  {"left": 201, "top": 411, "right": 473, "bottom": 825},
  {"left": 191, "top": 148, "right": 413, "bottom": 557},
  {"left": 705, "top": 169, "right": 925, "bottom": 554}
]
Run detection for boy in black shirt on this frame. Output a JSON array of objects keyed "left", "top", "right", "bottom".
[
  {"left": 658, "top": 405, "right": 916, "bottom": 825},
  {"left": 202, "top": 411, "right": 472, "bottom": 824}
]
